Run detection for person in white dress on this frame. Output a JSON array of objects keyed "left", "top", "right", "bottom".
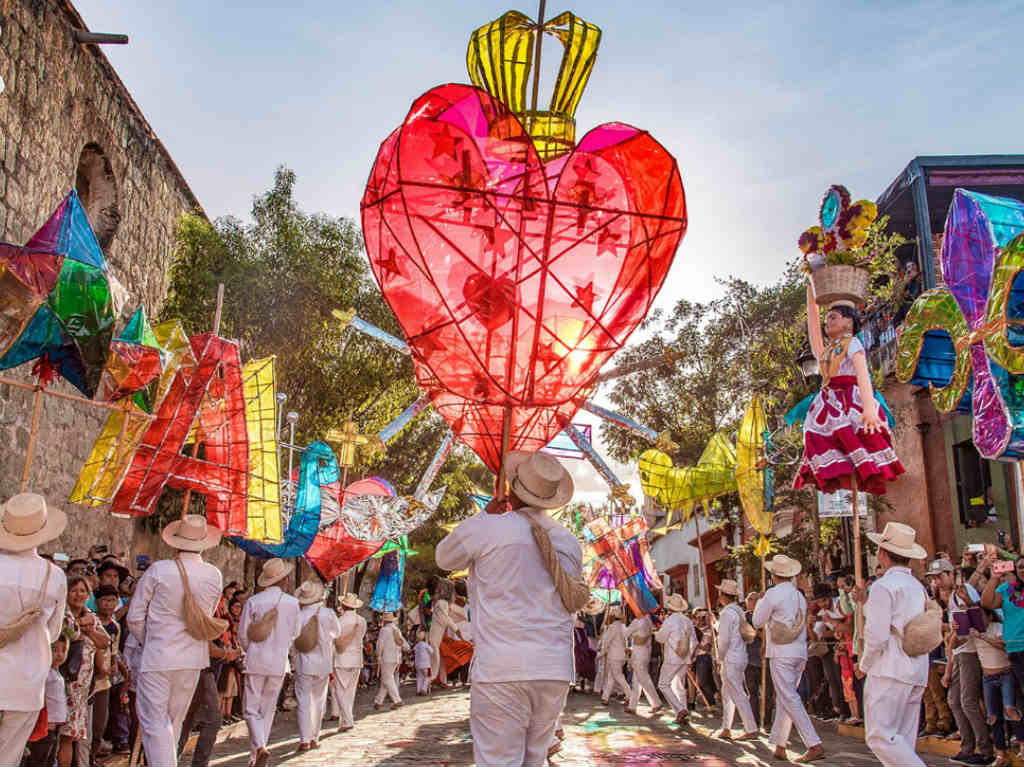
[
  {"left": 625, "top": 611, "right": 662, "bottom": 714},
  {"left": 330, "top": 592, "right": 366, "bottom": 732},
  {"left": 714, "top": 579, "right": 759, "bottom": 741},
  {"left": 375, "top": 613, "right": 410, "bottom": 709},
  {"left": 293, "top": 580, "right": 340, "bottom": 753},
  {"left": 753, "top": 554, "right": 823, "bottom": 763},
  {"left": 238, "top": 558, "right": 300, "bottom": 767},
  {"left": 655, "top": 594, "right": 696, "bottom": 724},
  {"left": 127, "top": 514, "right": 222, "bottom": 767},
  {"left": 427, "top": 577, "right": 462, "bottom": 690},
  {"left": 0, "top": 493, "right": 67, "bottom": 767},
  {"left": 436, "top": 451, "right": 581, "bottom": 767},
  {"left": 856, "top": 523, "right": 930, "bottom": 767},
  {"left": 600, "top": 608, "right": 629, "bottom": 705}
]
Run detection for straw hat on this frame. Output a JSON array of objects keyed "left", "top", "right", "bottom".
[
  {"left": 161, "top": 514, "right": 221, "bottom": 552},
  {"left": 295, "top": 579, "right": 325, "bottom": 605},
  {"left": 0, "top": 493, "right": 66, "bottom": 552},
  {"left": 380, "top": 612, "right": 398, "bottom": 623},
  {"left": 765, "top": 554, "right": 802, "bottom": 578},
  {"left": 926, "top": 558, "right": 954, "bottom": 576},
  {"left": 867, "top": 522, "right": 928, "bottom": 560},
  {"left": 257, "top": 558, "right": 294, "bottom": 588},
  {"left": 716, "top": 579, "right": 740, "bottom": 597},
  {"left": 504, "top": 451, "right": 573, "bottom": 509},
  {"left": 664, "top": 593, "right": 689, "bottom": 613},
  {"left": 339, "top": 592, "right": 363, "bottom": 610},
  {"left": 582, "top": 597, "right": 605, "bottom": 616}
]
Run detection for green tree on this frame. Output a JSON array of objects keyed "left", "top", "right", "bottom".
[{"left": 161, "top": 167, "right": 480, "bottom": 524}]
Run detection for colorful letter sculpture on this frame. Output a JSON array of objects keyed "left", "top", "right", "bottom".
[
  {"left": 897, "top": 189, "right": 1024, "bottom": 459},
  {"left": 0, "top": 190, "right": 127, "bottom": 396},
  {"left": 361, "top": 12, "right": 686, "bottom": 470}
]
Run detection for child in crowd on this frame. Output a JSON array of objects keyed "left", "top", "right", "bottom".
[
  {"left": 27, "top": 636, "right": 69, "bottom": 766},
  {"left": 971, "top": 609, "right": 1021, "bottom": 767},
  {"left": 414, "top": 631, "right": 432, "bottom": 696}
]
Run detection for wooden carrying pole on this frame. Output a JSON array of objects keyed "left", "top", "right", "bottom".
[
  {"left": 180, "top": 284, "right": 224, "bottom": 520},
  {"left": 852, "top": 478, "right": 864, "bottom": 651},
  {"left": 19, "top": 387, "right": 44, "bottom": 492},
  {"left": 760, "top": 559, "right": 767, "bottom": 727}
]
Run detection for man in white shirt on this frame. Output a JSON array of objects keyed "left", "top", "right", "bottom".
[
  {"left": 331, "top": 592, "right": 367, "bottom": 732},
  {"left": 654, "top": 593, "right": 695, "bottom": 723},
  {"left": 0, "top": 493, "right": 67, "bottom": 767},
  {"left": 293, "top": 579, "right": 340, "bottom": 753},
  {"left": 856, "top": 523, "right": 930, "bottom": 767},
  {"left": 238, "top": 558, "right": 300, "bottom": 767},
  {"left": 436, "top": 451, "right": 581, "bottom": 767},
  {"left": 127, "top": 514, "right": 222, "bottom": 767},
  {"left": 427, "top": 576, "right": 461, "bottom": 690},
  {"left": 375, "top": 613, "right": 410, "bottom": 708},
  {"left": 600, "top": 608, "right": 629, "bottom": 705},
  {"left": 752, "top": 554, "right": 823, "bottom": 763},
  {"left": 714, "top": 579, "right": 758, "bottom": 741},
  {"left": 624, "top": 612, "right": 661, "bottom": 714}
]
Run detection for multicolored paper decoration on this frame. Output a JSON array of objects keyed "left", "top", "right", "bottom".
[
  {"left": 579, "top": 509, "right": 661, "bottom": 616},
  {"left": 361, "top": 11, "right": 686, "bottom": 471},
  {"left": 370, "top": 547, "right": 405, "bottom": 613},
  {"left": 338, "top": 486, "right": 445, "bottom": 542},
  {"left": 233, "top": 441, "right": 334, "bottom": 559},
  {"left": 0, "top": 191, "right": 127, "bottom": 396},
  {"left": 95, "top": 306, "right": 164, "bottom": 410},
  {"left": 306, "top": 477, "right": 394, "bottom": 581},
  {"left": 897, "top": 189, "right": 1024, "bottom": 459}
]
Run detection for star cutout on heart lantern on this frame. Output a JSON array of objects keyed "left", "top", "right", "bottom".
[{"left": 360, "top": 11, "right": 688, "bottom": 470}]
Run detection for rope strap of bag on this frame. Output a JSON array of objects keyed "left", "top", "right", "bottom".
[{"left": 515, "top": 509, "right": 590, "bottom": 613}]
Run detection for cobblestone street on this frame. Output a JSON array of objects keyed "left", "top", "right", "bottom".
[{"left": 205, "top": 682, "right": 951, "bottom": 766}]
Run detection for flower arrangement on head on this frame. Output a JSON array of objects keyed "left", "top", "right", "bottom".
[{"left": 793, "top": 185, "right": 905, "bottom": 497}]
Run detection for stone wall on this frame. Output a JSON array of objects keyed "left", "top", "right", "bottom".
[{"left": 0, "top": 0, "right": 245, "bottom": 576}]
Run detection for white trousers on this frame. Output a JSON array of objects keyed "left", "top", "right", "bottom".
[
  {"left": 295, "top": 673, "right": 330, "bottom": 744},
  {"left": 330, "top": 666, "right": 360, "bottom": 728},
  {"left": 602, "top": 657, "right": 629, "bottom": 702},
  {"left": 243, "top": 673, "right": 285, "bottom": 759},
  {"left": 768, "top": 657, "right": 821, "bottom": 749},
  {"left": 628, "top": 652, "right": 661, "bottom": 709},
  {"left": 594, "top": 654, "right": 604, "bottom": 694},
  {"left": 416, "top": 668, "right": 430, "bottom": 693},
  {"left": 865, "top": 675, "right": 925, "bottom": 767},
  {"left": 721, "top": 660, "right": 757, "bottom": 733},
  {"left": 658, "top": 661, "right": 689, "bottom": 714},
  {"left": 470, "top": 680, "right": 569, "bottom": 767},
  {"left": 375, "top": 662, "right": 402, "bottom": 705},
  {"left": 135, "top": 669, "right": 201, "bottom": 767},
  {"left": 0, "top": 709, "right": 38, "bottom": 767}
]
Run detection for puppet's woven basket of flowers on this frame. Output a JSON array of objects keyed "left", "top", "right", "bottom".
[
  {"left": 810, "top": 264, "right": 872, "bottom": 305},
  {"left": 800, "top": 185, "right": 884, "bottom": 306}
]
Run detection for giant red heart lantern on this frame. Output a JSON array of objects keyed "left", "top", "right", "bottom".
[{"left": 361, "top": 83, "right": 686, "bottom": 470}]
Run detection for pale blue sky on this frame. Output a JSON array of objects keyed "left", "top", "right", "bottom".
[{"left": 73, "top": 0, "right": 1024, "bottom": 501}]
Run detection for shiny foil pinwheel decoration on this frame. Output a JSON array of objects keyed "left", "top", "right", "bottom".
[
  {"left": 897, "top": 189, "right": 1024, "bottom": 459},
  {"left": 361, "top": 10, "right": 687, "bottom": 472}
]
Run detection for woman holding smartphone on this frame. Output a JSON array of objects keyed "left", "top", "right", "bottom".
[{"left": 981, "top": 554, "right": 1024, "bottom": 763}]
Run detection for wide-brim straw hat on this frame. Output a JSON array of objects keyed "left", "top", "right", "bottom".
[
  {"left": 296, "top": 579, "right": 325, "bottom": 605},
  {"left": 765, "top": 554, "right": 802, "bottom": 578},
  {"left": 582, "top": 597, "right": 605, "bottom": 616},
  {"left": 340, "top": 592, "right": 363, "bottom": 610},
  {"left": 257, "top": 558, "right": 294, "bottom": 588},
  {"left": 504, "top": 451, "right": 573, "bottom": 509},
  {"left": 161, "top": 514, "right": 221, "bottom": 552},
  {"left": 664, "top": 593, "right": 689, "bottom": 612},
  {"left": 98, "top": 557, "right": 130, "bottom": 580},
  {"left": 716, "top": 579, "right": 740, "bottom": 597},
  {"left": 0, "top": 493, "right": 66, "bottom": 552},
  {"left": 867, "top": 522, "right": 928, "bottom": 560},
  {"left": 380, "top": 612, "right": 398, "bottom": 623}
]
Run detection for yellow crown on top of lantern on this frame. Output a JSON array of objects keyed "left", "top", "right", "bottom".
[{"left": 467, "top": 10, "right": 602, "bottom": 161}]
